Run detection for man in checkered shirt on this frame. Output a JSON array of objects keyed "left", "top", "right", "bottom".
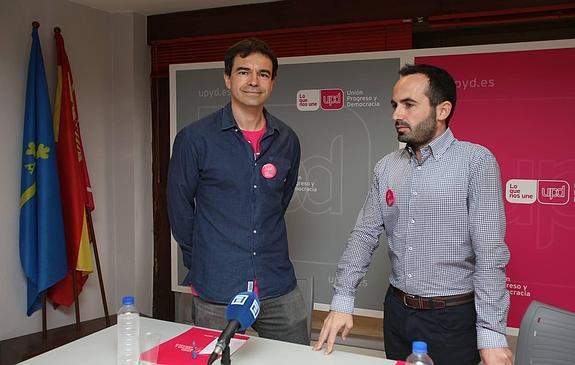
[{"left": 313, "top": 64, "right": 513, "bottom": 365}]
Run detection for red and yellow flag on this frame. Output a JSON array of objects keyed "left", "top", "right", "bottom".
[{"left": 47, "top": 29, "right": 94, "bottom": 307}]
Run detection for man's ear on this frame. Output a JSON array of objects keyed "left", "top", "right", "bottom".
[
  {"left": 223, "top": 73, "right": 231, "bottom": 89},
  {"left": 436, "top": 101, "right": 452, "bottom": 122}
]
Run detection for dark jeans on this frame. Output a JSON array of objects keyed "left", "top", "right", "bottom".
[
  {"left": 383, "top": 286, "right": 481, "bottom": 365},
  {"left": 192, "top": 287, "right": 310, "bottom": 345}
]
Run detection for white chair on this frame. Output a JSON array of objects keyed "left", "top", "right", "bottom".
[{"left": 515, "top": 300, "right": 575, "bottom": 365}]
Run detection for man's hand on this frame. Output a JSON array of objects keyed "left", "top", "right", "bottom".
[
  {"left": 312, "top": 311, "right": 353, "bottom": 355},
  {"left": 480, "top": 347, "right": 513, "bottom": 365}
]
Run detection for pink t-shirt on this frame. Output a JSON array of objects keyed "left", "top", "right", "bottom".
[{"left": 241, "top": 125, "right": 266, "bottom": 159}]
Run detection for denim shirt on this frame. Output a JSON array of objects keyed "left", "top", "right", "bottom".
[{"left": 167, "top": 103, "right": 301, "bottom": 304}]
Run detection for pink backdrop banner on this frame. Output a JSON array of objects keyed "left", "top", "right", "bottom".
[{"left": 416, "top": 47, "right": 575, "bottom": 327}]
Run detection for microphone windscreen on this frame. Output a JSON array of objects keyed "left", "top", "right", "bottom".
[{"left": 225, "top": 291, "right": 260, "bottom": 331}]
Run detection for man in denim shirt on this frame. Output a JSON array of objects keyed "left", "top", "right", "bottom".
[{"left": 167, "top": 38, "right": 308, "bottom": 345}]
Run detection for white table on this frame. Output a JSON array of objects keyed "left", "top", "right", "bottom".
[{"left": 19, "top": 317, "right": 397, "bottom": 364}]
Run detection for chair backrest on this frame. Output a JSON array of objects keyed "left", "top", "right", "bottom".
[
  {"left": 296, "top": 276, "right": 314, "bottom": 340},
  {"left": 515, "top": 300, "right": 575, "bottom": 365}
]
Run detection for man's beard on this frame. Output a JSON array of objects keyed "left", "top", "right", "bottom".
[{"left": 396, "top": 110, "right": 437, "bottom": 149}]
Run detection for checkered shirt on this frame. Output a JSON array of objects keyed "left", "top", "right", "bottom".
[{"left": 331, "top": 128, "right": 510, "bottom": 349}]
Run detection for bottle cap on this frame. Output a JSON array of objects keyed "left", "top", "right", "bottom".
[
  {"left": 122, "top": 296, "right": 135, "bottom": 305},
  {"left": 412, "top": 341, "right": 428, "bottom": 353}
]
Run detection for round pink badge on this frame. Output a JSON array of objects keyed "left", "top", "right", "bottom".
[
  {"left": 386, "top": 188, "right": 395, "bottom": 207},
  {"left": 261, "top": 163, "right": 277, "bottom": 179}
]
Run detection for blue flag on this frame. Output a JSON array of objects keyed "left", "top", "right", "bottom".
[{"left": 19, "top": 24, "right": 68, "bottom": 316}]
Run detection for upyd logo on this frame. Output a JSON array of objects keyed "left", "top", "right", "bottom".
[
  {"left": 321, "top": 89, "right": 344, "bottom": 110},
  {"left": 506, "top": 179, "right": 571, "bottom": 205},
  {"left": 297, "top": 89, "right": 343, "bottom": 111},
  {"left": 538, "top": 180, "right": 569, "bottom": 205}
]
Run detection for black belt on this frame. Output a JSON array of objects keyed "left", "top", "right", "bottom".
[{"left": 392, "top": 286, "right": 474, "bottom": 310}]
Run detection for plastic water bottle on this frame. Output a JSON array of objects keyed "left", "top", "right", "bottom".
[
  {"left": 117, "top": 296, "right": 140, "bottom": 365},
  {"left": 406, "top": 341, "right": 434, "bottom": 365}
]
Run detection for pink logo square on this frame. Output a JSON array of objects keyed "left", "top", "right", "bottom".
[
  {"left": 537, "top": 180, "right": 569, "bottom": 205},
  {"left": 320, "top": 89, "right": 344, "bottom": 110}
]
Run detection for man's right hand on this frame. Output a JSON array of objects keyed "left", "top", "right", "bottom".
[{"left": 312, "top": 311, "right": 354, "bottom": 355}]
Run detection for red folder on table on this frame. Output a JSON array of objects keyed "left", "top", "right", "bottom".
[{"left": 140, "top": 326, "right": 249, "bottom": 364}]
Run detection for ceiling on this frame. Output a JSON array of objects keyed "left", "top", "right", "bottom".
[{"left": 67, "top": 0, "right": 280, "bottom": 15}]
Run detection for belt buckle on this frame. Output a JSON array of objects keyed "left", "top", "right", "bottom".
[{"left": 403, "top": 293, "right": 419, "bottom": 309}]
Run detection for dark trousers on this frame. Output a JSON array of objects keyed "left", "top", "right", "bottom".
[
  {"left": 383, "top": 286, "right": 481, "bottom": 365},
  {"left": 191, "top": 287, "right": 309, "bottom": 345}
]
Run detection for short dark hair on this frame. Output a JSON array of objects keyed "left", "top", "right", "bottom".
[
  {"left": 398, "top": 64, "right": 457, "bottom": 126},
  {"left": 224, "top": 38, "right": 278, "bottom": 79}
]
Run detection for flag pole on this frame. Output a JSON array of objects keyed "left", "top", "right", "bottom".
[
  {"left": 32, "top": 19, "right": 48, "bottom": 342},
  {"left": 49, "top": 25, "right": 110, "bottom": 330},
  {"left": 53, "top": 24, "right": 82, "bottom": 335},
  {"left": 72, "top": 267, "right": 81, "bottom": 333},
  {"left": 23, "top": 17, "right": 67, "bottom": 341},
  {"left": 41, "top": 293, "right": 47, "bottom": 342},
  {"left": 86, "top": 208, "right": 111, "bottom": 326}
]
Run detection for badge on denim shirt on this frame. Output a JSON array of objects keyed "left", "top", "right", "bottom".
[
  {"left": 261, "top": 163, "right": 277, "bottom": 179},
  {"left": 386, "top": 188, "right": 395, "bottom": 207}
]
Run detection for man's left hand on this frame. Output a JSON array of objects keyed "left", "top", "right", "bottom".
[{"left": 479, "top": 347, "right": 513, "bottom": 365}]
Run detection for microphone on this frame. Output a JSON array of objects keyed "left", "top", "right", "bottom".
[{"left": 207, "top": 291, "right": 260, "bottom": 365}]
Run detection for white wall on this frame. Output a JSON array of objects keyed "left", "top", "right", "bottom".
[{"left": 0, "top": 0, "right": 153, "bottom": 341}]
